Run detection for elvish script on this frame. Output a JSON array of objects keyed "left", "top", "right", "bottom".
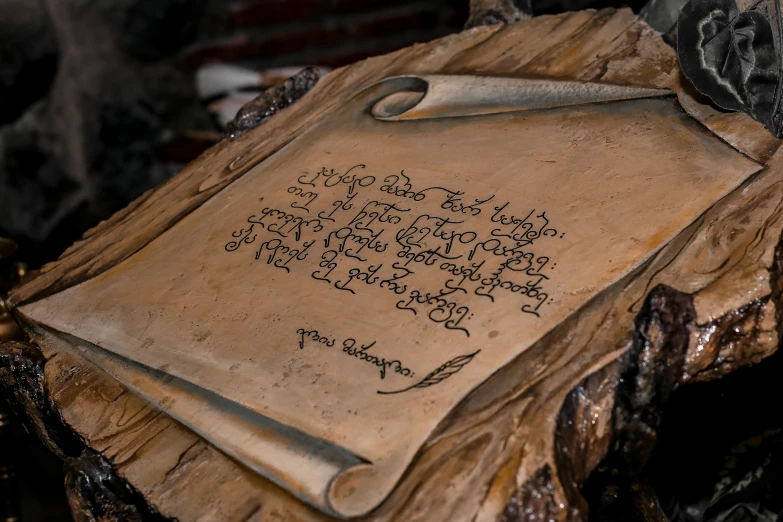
[{"left": 20, "top": 76, "right": 763, "bottom": 517}]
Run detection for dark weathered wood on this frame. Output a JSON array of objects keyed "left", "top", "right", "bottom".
[
  {"left": 224, "top": 66, "right": 322, "bottom": 138},
  {"left": 0, "top": 341, "right": 81, "bottom": 459},
  {"left": 0, "top": 340, "right": 167, "bottom": 521},
  {"left": 4, "top": 8, "right": 783, "bottom": 522},
  {"left": 64, "top": 449, "right": 166, "bottom": 522}
]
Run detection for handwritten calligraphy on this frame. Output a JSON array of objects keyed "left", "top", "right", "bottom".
[
  {"left": 297, "top": 328, "right": 415, "bottom": 384},
  {"left": 227, "top": 164, "right": 566, "bottom": 390}
]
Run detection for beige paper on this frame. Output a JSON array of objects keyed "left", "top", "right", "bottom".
[{"left": 21, "top": 76, "right": 762, "bottom": 517}]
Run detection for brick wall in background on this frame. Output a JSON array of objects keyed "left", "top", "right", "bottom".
[
  {"left": 183, "top": 0, "right": 647, "bottom": 73},
  {"left": 184, "top": 0, "right": 469, "bottom": 70}
]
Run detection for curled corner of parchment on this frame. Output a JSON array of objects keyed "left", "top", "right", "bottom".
[
  {"left": 371, "top": 74, "right": 672, "bottom": 121},
  {"left": 327, "top": 462, "right": 394, "bottom": 519},
  {"left": 31, "top": 326, "right": 376, "bottom": 519}
]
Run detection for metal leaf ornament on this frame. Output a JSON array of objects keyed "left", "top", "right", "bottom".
[
  {"left": 377, "top": 350, "right": 480, "bottom": 395},
  {"left": 678, "top": 0, "right": 783, "bottom": 137}
]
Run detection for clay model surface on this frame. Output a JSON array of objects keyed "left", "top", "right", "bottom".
[{"left": 4, "top": 8, "right": 783, "bottom": 522}]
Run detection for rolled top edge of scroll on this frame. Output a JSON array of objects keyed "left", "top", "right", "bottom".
[
  {"left": 371, "top": 77, "right": 429, "bottom": 121},
  {"left": 372, "top": 91, "right": 427, "bottom": 120},
  {"left": 370, "top": 75, "right": 672, "bottom": 122}
]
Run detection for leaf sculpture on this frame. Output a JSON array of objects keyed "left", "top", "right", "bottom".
[{"left": 377, "top": 350, "right": 481, "bottom": 395}]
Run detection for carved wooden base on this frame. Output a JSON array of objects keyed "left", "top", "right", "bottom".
[
  {"left": 3, "top": 8, "right": 783, "bottom": 522},
  {"left": 2, "top": 278, "right": 779, "bottom": 521},
  {"left": 0, "top": 341, "right": 164, "bottom": 522},
  {"left": 0, "top": 341, "right": 80, "bottom": 459}
]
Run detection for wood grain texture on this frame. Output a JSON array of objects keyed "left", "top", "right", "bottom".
[{"left": 6, "top": 8, "right": 783, "bottom": 522}]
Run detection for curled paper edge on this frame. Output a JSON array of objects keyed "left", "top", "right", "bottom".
[{"left": 371, "top": 74, "right": 671, "bottom": 121}]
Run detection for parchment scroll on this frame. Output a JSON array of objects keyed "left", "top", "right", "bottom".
[{"left": 20, "top": 76, "right": 762, "bottom": 518}]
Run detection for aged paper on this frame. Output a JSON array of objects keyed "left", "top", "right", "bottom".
[{"left": 21, "top": 76, "right": 762, "bottom": 517}]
